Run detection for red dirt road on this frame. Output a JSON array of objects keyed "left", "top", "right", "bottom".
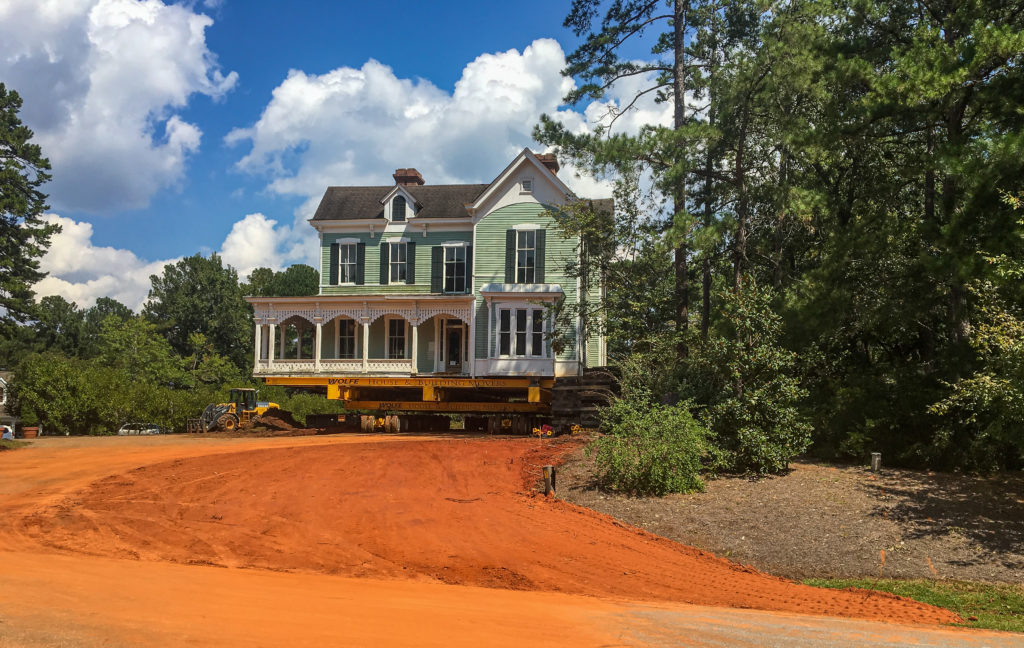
[
  {"left": 5, "top": 436, "right": 958, "bottom": 625},
  {"left": 1, "top": 550, "right": 1014, "bottom": 648}
]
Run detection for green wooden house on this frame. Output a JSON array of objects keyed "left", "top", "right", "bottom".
[{"left": 246, "top": 149, "right": 608, "bottom": 380}]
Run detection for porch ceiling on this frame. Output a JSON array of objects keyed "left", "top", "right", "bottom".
[{"left": 249, "top": 294, "right": 475, "bottom": 326}]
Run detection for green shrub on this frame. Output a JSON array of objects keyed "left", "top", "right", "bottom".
[
  {"left": 278, "top": 391, "right": 347, "bottom": 425},
  {"left": 588, "top": 397, "right": 715, "bottom": 496},
  {"left": 682, "top": 287, "right": 813, "bottom": 474}
]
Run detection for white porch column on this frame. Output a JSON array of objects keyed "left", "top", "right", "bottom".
[
  {"left": 267, "top": 323, "right": 276, "bottom": 368},
  {"left": 488, "top": 298, "right": 495, "bottom": 358},
  {"left": 468, "top": 306, "right": 476, "bottom": 377},
  {"left": 410, "top": 323, "right": 418, "bottom": 375},
  {"left": 253, "top": 321, "right": 262, "bottom": 373},
  {"left": 362, "top": 320, "right": 370, "bottom": 373},
  {"left": 314, "top": 319, "right": 323, "bottom": 374}
]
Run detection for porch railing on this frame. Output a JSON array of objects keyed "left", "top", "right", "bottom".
[{"left": 255, "top": 358, "right": 414, "bottom": 375}]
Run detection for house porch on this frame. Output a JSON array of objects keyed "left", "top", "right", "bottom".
[{"left": 248, "top": 295, "right": 478, "bottom": 377}]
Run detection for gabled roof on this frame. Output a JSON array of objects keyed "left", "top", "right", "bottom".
[
  {"left": 310, "top": 149, "right": 613, "bottom": 223},
  {"left": 467, "top": 148, "right": 576, "bottom": 216},
  {"left": 312, "top": 184, "right": 488, "bottom": 221}
]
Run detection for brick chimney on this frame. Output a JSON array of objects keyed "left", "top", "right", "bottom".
[
  {"left": 393, "top": 168, "right": 425, "bottom": 186},
  {"left": 535, "top": 153, "right": 559, "bottom": 174}
]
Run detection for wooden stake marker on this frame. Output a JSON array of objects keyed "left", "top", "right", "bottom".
[{"left": 542, "top": 465, "right": 556, "bottom": 496}]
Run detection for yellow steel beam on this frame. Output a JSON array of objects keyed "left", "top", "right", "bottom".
[
  {"left": 344, "top": 400, "right": 550, "bottom": 414},
  {"left": 327, "top": 384, "right": 356, "bottom": 401},
  {"left": 263, "top": 376, "right": 554, "bottom": 389}
]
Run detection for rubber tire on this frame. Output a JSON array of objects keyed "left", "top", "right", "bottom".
[{"left": 217, "top": 413, "right": 239, "bottom": 432}]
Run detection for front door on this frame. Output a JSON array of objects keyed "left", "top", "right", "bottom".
[{"left": 443, "top": 320, "right": 463, "bottom": 373}]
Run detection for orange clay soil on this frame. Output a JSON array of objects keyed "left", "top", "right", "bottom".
[{"left": 3, "top": 436, "right": 959, "bottom": 626}]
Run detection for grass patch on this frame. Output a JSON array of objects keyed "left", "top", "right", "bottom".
[
  {"left": 0, "top": 439, "right": 30, "bottom": 451},
  {"left": 804, "top": 578, "right": 1024, "bottom": 633}
]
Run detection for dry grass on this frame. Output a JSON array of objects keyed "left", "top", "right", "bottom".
[{"left": 559, "top": 448, "right": 1024, "bottom": 584}]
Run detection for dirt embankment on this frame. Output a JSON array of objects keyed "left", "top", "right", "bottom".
[{"left": 11, "top": 437, "right": 958, "bottom": 626}]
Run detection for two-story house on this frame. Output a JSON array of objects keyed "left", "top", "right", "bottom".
[{"left": 246, "top": 149, "right": 609, "bottom": 426}]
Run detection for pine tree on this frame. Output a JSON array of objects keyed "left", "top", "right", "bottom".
[
  {"left": 538, "top": 0, "right": 701, "bottom": 358},
  {"left": 0, "top": 83, "right": 60, "bottom": 337}
]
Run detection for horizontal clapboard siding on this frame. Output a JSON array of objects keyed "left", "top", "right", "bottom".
[
  {"left": 320, "top": 230, "right": 471, "bottom": 295},
  {"left": 473, "top": 203, "right": 579, "bottom": 362}
]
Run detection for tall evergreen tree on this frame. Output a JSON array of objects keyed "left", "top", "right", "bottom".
[
  {"left": 0, "top": 83, "right": 59, "bottom": 336},
  {"left": 539, "top": 0, "right": 700, "bottom": 357}
]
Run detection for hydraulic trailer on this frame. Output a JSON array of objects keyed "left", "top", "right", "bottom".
[{"left": 260, "top": 369, "right": 617, "bottom": 434}]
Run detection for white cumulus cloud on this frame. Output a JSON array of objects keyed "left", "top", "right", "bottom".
[
  {"left": 35, "top": 214, "right": 179, "bottom": 310},
  {"left": 32, "top": 38, "right": 675, "bottom": 308},
  {"left": 0, "top": 0, "right": 237, "bottom": 213},
  {"left": 34, "top": 211, "right": 294, "bottom": 311},
  {"left": 218, "top": 212, "right": 283, "bottom": 278},
  {"left": 224, "top": 38, "right": 672, "bottom": 270}
]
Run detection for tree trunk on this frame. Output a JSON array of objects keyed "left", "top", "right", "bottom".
[
  {"left": 702, "top": 111, "right": 715, "bottom": 341},
  {"left": 733, "top": 116, "right": 748, "bottom": 292},
  {"left": 924, "top": 127, "right": 935, "bottom": 223},
  {"left": 673, "top": 0, "right": 690, "bottom": 357},
  {"left": 773, "top": 148, "right": 789, "bottom": 289},
  {"left": 943, "top": 103, "right": 969, "bottom": 346}
]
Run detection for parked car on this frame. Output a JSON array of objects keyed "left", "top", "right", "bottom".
[{"left": 117, "top": 423, "right": 167, "bottom": 436}]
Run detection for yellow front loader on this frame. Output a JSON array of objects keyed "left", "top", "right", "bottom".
[{"left": 186, "top": 388, "right": 281, "bottom": 433}]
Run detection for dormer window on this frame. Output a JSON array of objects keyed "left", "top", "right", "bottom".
[{"left": 392, "top": 195, "right": 407, "bottom": 222}]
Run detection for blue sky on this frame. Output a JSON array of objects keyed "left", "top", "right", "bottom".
[{"left": 1, "top": 0, "right": 668, "bottom": 309}]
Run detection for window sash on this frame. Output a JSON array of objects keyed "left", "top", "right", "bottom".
[
  {"left": 498, "top": 309, "right": 511, "bottom": 356},
  {"left": 387, "top": 319, "right": 406, "bottom": 358},
  {"left": 389, "top": 242, "right": 407, "bottom": 283},
  {"left": 443, "top": 245, "right": 466, "bottom": 293},
  {"left": 338, "top": 243, "right": 357, "bottom": 284},
  {"left": 393, "top": 196, "right": 406, "bottom": 222},
  {"left": 531, "top": 310, "right": 544, "bottom": 357},
  {"left": 496, "top": 307, "right": 545, "bottom": 358},
  {"left": 516, "top": 230, "right": 535, "bottom": 283},
  {"left": 338, "top": 320, "right": 357, "bottom": 359}
]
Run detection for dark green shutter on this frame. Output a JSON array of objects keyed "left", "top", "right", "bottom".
[
  {"left": 329, "top": 243, "right": 339, "bottom": 285},
  {"left": 406, "top": 241, "right": 416, "bottom": 284},
  {"left": 356, "top": 242, "right": 365, "bottom": 285},
  {"left": 464, "top": 245, "right": 473, "bottom": 293},
  {"left": 504, "top": 230, "right": 515, "bottom": 283},
  {"left": 379, "top": 242, "right": 390, "bottom": 285},
  {"left": 431, "top": 246, "right": 443, "bottom": 293},
  {"left": 535, "top": 230, "right": 546, "bottom": 283}
]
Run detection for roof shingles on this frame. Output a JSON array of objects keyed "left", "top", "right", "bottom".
[{"left": 312, "top": 184, "right": 489, "bottom": 221}]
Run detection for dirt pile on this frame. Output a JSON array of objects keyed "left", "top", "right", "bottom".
[
  {"left": 15, "top": 438, "right": 959, "bottom": 626},
  {"left": 258, "top": 409, "right": 302, "bottom": 430}
]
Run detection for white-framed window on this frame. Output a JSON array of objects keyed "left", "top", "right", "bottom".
[
  {"left": 520, "top": 178, "right": 533, "bottom": 193},
  {"left": 392, "top": 195, "right": 406, "bottom": 222},
  {"left": 443, "top": 244, "right": 467, "bottom": 293},
  {"left": 386, "top": 318, "right": 407, "bottom": 359},
  {"left": 389, "top": 241, "right": 407, "bottom": 284},
  {"left": 497, "top": 307, "right": 546, "bottom": 358},
  {"left": 337, "top": 319, "right": 358, "bottom": 359},
  {"left": 516, "top": 230, "right": 536, "bottom": 283},
  {"left": 338, "top": 243, "right": 358, "bottom": 284}
]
